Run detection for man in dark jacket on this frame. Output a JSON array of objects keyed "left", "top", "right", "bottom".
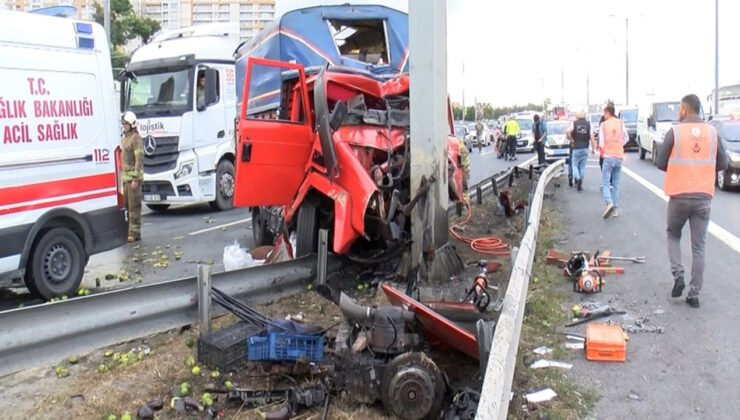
[{"left": 567, "top": 111, "right": 591, "bottom": 191}]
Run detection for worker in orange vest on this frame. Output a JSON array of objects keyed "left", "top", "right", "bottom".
[
  {"left": 656, "top": 94, "right": 728, "bottom": 308},
  {"left": 597, "top": 104, "right": 629, "bottom": 219}
]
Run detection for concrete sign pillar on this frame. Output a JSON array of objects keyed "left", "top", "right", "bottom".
[{"left": 409, "top": 0, "right": 449, "bottom": 280}]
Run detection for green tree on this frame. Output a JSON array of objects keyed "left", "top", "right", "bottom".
[
  {"left": 464, "top": 106, "right": 476, "bottom": 121},
  {"left": 94, "top": 0, "right": 160, "bottom": 48},
  {"left": 481, "top": 103, "right": 494, "bottom": 119},
  {"left": 452, "top": 104, "right": 463, "bottom": 120}
]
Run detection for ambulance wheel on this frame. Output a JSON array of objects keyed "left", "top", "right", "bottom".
[
  {"left": 26, "top": 228, "right": 85, "bottom": 300},
  {"left": 295, "top": 201, "right": 318, "bottom": 258},
  {"left": 211, "top": 160, "right": 235, "bottom": 211},
  {"left": 146, "top": 204, "right": 170, "bottom": 212}
]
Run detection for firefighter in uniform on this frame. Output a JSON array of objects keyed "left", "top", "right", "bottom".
[
  {"left": 656, "top": 94, "right": 728, "bottom": 308},
  {"left": 457, "top": 137, "right": 471, "bottom": 201},
  {"left": 121, "top": 111, "right": 144, "bottom": 242}
]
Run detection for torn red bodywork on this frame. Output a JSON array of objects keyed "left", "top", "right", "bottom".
[{"left": 382, "top": 283, "right": 479, "bottom": 360}]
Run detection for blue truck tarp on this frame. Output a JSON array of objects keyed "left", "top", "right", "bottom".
[{"left": 234, "top": 4, "right": 409, "bottom": 109}]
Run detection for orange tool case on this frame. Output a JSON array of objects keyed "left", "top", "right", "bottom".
[{"left": 585, "top": 323, "right": 626, "bottom": 362}]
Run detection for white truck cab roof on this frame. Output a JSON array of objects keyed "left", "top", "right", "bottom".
[{"left": 130, "top": 22, "right": 240, "bottom": 65}]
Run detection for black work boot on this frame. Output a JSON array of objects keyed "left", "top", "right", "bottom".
[
  {"left": 577, "top": 178, "right": 583, "bottom": 191},
  {"left": 671, "top": 277, "right": 685, "bottom": 298},
  {"left": 568, "top": 176, "right": 573, "bottom": 187},
  {"left": 685, "top": 296, "right": 700, "bottom": 308}
]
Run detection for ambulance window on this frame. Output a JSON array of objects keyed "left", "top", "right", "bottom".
[
  {"left": 245, "top": 63, "right": 305, "bottom": 124},
  {"left": 327, "top": 19, "right": 389, "bottom": 66}
]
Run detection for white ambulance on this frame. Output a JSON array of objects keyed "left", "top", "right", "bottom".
[{"left": 0, "top": 10, "right": 127, "bottom": 299}]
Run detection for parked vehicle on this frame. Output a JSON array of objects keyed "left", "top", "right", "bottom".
[
  {"left": 233, "top": 5, "right": 463, "bottom": 259},
  {"left": 514, "top": 115, "right": 535, "bottom": 152},
  {"left": 637, "top": 101, "right": 681, "bottom": 164},
  {"left": 0, "top": 10, "right": 127, "bottom": 299},
  {"left": 708, "top": 83, "right": 740, "bottom": 117},
  {"left": 466, "top": 122, "right": 490, "bottom": 147},
  {"left": 617, "top": 107, "right": 639, "bottom": 149},
  {"left": 543, "top": 120, "right": 572, "bottom": 162},
  {"left": 120, "top": 23, "right": 240, "bottom": 212},
  {"left": 454, "top": 124, "right": 469, "bottom": 148},
  {"left": 709, "top": 116, "right": 740, "bottom": 190},
  {"left": 589, "top": 112, "right": 602, "bottom": 138}
]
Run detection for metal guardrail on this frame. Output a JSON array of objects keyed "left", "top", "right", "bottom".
[
  {"left": 476, "top": 159, "right": 565, "bottom": 419},
  {"left": 0, "top": 256, "right": 339, "bottom": 377}
]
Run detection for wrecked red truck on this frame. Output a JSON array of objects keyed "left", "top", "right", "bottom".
[{"left": 233, "top": 5, "right": 463, "bottom": 259}]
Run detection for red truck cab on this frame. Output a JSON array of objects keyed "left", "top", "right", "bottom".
[{"left": 234, "top": 58, "right": 462, "bottom": 259}]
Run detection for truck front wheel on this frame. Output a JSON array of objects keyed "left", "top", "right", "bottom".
[
  {"left": 25, "top": 227, "right": 85, "bottom": 300},
  {"left": 252, "top": 207, "right": 274, "bottom": 246},
  {"left": 295, "top": 201, "right": 318, "bottom": 258},
  {"left": 211, "top": 160, "right": 235, "bottom": 211}
]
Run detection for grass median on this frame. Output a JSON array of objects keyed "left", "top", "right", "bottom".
[{"left": 508, "top": 205, "right": 598, "bottom": 419}]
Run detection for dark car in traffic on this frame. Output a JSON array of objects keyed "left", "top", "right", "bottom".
[
  {"left": 618, "top": 108, "right": 639, "bottom": 150},
  {"left": 710, "top": 117, "right": 740, "bottom": 191}
]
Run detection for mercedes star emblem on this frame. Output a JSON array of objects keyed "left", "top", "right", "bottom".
[{"left": 144, "top": 135, "right": 157, "bottom": 156}]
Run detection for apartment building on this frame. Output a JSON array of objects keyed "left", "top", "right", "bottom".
[
  {"left": 3, "top": 0, "right": 96, "bottom": 20},
  {"left": 140, "top": 0, "right": 274, "bottom": 41}
]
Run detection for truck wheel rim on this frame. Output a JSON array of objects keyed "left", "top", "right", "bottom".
[
  {"left": 718, "top": 171, "right": 724, "bottom": 186},
  {"left": 44, "top": 244, "right": 72, "bottom": 284},
  {"left": 220, "top": 172, "right": 234, "bottom": 198}
]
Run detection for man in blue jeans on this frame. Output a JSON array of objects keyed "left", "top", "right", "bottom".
[
  {"left": 598, "top": 104, "right": 629, "bottom": 218},
  {"left": 567, "top": 111, "right": 591, "bottom": 191}
]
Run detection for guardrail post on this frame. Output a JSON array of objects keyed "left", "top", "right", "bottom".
[
  {"left": 317, "top": 229, "right": 329, "bottom": 285},
  {"left": 528, "top": 164, "right": 533, "bottom": 180},
  {"left": 456, "top": 202, "right": 463, "bottom": 217},
  {"left": 476, "top": 186, "right": 483, "bottom": 204},
  {"left": 197, "top": 264, "right": 212, "bottom": 334},
  {"left": 508, "top": 172, "right": 514, "bottom": 188},
  {"left": 514, "top": 166, "right": 519, "bottom": 178},
  {"left": 491, "top": 177, "right": 498, "bottom": 197}
]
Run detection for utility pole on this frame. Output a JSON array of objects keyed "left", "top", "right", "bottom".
[
  {"left": 714, "top": 0, "right": 719, "bottom": 115},
  {"left": 461, "top": 62, "right": 465, "bottom": 122},
  {"left": 586, "top": 72, "right": 590, "bottom": 112},
  {"left": 560, "top": 67, "right": 564, "bottom": 104},
  {"left": 104, "top": 0, "right": 111, "bottom": 47},
  {"left": 409, "top": 0, "right": 449, "bottom": 281},
  {"left": 625, "top": 18, "right": 629, "bottom": 106}
]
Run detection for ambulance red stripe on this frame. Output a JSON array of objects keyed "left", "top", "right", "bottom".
[
  {"left": 0, "top": 173, "right": 116, "bottom": 207},
  {"left": 0, "top": 190, "right": 117, "bottom": 216}
]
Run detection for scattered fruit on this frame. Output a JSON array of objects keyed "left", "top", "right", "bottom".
[
  {"left": 201, "top": 392, "right": 214, "bottom": 406},
  {"left": 185, "top": 336, "right": 194, "bottom": 348},
  {"left": 66, "top": 355, "right": 79, "bottom": 364},
  {"left": 104, "top": 273, "right": 117, "bottom": 280},
  {"left": 210, "top": 370, "right": 220, "bottom": 378},
  {"left": 106, "top": 415, "right": 117, "bottom": 420},
  {"left": 185, "top": 356, "right": 195, "bottom": 367},
  {"left": 97, "top": 364, "right": 106, "bottom": 373},
  {"left": 224, "top": 380, "right": 234, "bottom": 389},
  {"left": 191, "top": 365, "right": 201, "bottom": 376},
  {"left": 60, "top": 295, "right": 68, "bottom": 301},
  {"left": 120, "top": 412, "right": 132, "bottom": 420},
  {"left": 104, "top": 350, "right": 114, "bottom": 357}
]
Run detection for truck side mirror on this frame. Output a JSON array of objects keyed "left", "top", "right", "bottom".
[
  {"left": 647, "top": 117, "right": 655, "bottom": 129},
  {"left": 198, "top": 68, "right": 219, "bottom": 111}
]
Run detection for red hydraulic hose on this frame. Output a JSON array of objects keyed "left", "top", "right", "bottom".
[{"left": 449, "top": 199, "right": 510, "bottom": 256}]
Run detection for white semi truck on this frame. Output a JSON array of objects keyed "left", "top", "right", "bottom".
[{"left": 120, "top": 23, "right": 239, "bottom": 211}]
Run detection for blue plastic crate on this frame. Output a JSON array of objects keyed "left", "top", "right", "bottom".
[{"left": 247, "top": 332, "right": 323, "bottom": 362}]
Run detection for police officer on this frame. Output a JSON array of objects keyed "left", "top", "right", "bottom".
[
  {"left": 121, "top": 111, "right": 144, "bottom": 242},
  {"left": 656, "top": 94, "right": 728, "bottom": 308},
  {"left": 504, "top": 116, "right": 520, "bottom": 161}
]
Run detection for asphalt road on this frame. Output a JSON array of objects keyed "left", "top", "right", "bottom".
[
  {"left": 467, "top": 144, "right": 535, "bottom": 186},
  {"left": 552, "top": 153, "right": 740, "bottom": 419}
]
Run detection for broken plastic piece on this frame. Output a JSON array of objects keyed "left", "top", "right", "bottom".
[
  {"left": 524, "top": 388, "right": 557, "bottom": 403},
  {"left": 529, "top": 359, "right": 573, "bottom": 370},
  {"left": 532, "top": 346, "right": 552, "bottom": 355}
]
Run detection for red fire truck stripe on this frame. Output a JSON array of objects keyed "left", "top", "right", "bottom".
[
  {"left": 0, "top": 190, "right": 117, "bottom": 216},
  {"left": 0, "top": 173, "right": 116, "bottom": 207}
]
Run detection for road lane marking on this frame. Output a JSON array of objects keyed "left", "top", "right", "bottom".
[
  {"left": 480, "top": 150, "right": 494, "bottom": 156},
  {"left": 622, "top": 166, "right": 740, "bottom": 254},
  {"left": 189, "top": 218, "right": 252, "bottom": 236}
]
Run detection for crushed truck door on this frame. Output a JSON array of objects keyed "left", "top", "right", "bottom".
[{"left": 234, "top": 58, "right": 313, "bottom": 207}]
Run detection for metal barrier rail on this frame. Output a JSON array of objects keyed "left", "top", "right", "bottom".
[
  {"left": 476, "top": 159, "right": 565, "bottom": 419},
  {"left": 0, "top": 256, "right": 339, "bottom": 377}
]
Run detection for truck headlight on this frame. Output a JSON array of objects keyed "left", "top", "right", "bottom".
[
  {"left": 175, "top": 161, "right": 194, "bottom": 179},
  {"left": 729, "top": 151, "right": 740, "bottom": 162}
]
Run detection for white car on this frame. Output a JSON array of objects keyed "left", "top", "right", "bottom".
[
  {"left": 514, "top": 117, "right": 535, "bottom": 152},
  {"left": 637, "top": 101, "right": 681, "bottom": 165},
  {"left": 543, "top": 120, "right": 572, "bottom": 161},
  {"left": 466, "top": 122, "right": 491, "bottom": 147}
]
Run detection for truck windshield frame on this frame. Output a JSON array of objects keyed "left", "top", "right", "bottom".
[
  {"left": 123, "top": 67, "right": 194, "bottom": 118},
  {"left": 654, "top": 102, "right": 680, "bottom": 122}
]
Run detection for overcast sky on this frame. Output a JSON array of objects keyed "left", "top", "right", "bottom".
[{"left": 276, "top": 0, "right": 740, "bottom": 109}]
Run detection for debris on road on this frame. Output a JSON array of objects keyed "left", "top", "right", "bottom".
[
  {"left": 524, "top": 387, "right": 558, "bottom": 403},
  {"left": 532, "top": 346, "right": 553, "bottom": 355},
  {"left": 617, "top": 317, "right": 664, "bottom": 334},
  {"left": 529, "top": 359, "right": 573, "bottom": 369},
  {"left": 565, "top": 341, "right": 585, "bottom": 350},
  {"left": 585, "top": 323, "right": 626, "bottom": 362}
]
